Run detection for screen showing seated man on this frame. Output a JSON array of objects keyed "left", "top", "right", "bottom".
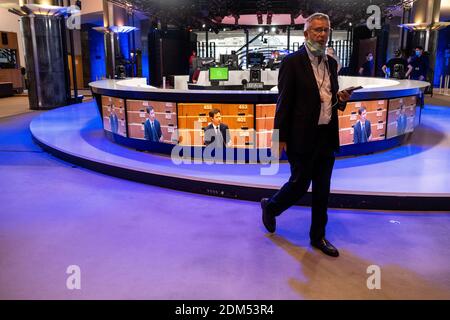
[
  {"left": 144, "top": 106, "right": 163, "bottom": 142},
  {"left": 209, "top": 67, "right": 229, "bottom": 82},
  {"left": 102, "top": 96, "right": 126, "bottom": 137},
  {"left": 386, "top": 96, "right": 416, "bottom": 138},
  {"left": 203, "top": 108, "right": 231, "bottom": 147},
  {"left": 353, "top": 106, "right": 372, "bottom": 144}
]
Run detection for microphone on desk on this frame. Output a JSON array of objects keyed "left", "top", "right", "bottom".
[{"left": 242, "top": 79, "right": 248, "bottom": 90}]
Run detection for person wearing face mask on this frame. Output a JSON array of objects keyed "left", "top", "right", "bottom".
[
  {"left": 359, "top": 52, "right": 374, "bottom": 77},
  {"left": 406, "top": 46, "right": 429, "bottom": 81},
  {"left": 382, "top": 49, "right": 409, "bottom": 79},
  {"left": 260, "top": 13, "right": 351, "bottom": 258}
]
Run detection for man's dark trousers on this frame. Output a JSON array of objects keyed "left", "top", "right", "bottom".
[{"left": 266, "top": 124, "right": 336, "bottom": 242}]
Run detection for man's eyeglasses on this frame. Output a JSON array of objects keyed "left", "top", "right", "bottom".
[{"left": 310, "top": 28, "right": 332, "bottom": 34}]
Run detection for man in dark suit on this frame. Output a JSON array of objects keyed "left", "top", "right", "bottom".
[
  {"left": 353, "top": 106, "right": 372, "bottom": 144},
  {"left": 144, "top": 106, "right": 163, "bottom": 142},
  {"left": 109, "top": 106, "right": 119, "bottom": 134},
  {"left": 261, "top": 13, "right": 351, "bottom": 257},
  {"left": 397, "top": 104, "right": 408, "bottom": 136},
  {"left": 204, "top": 108, "right": 231, "bottom": 148}
]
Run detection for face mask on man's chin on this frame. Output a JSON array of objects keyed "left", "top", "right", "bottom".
[{"left": 306, "top": 39, "right": 326, "bottom": 57}]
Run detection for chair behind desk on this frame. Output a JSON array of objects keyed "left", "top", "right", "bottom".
[{"left": 0, "top": 82, "right": 13, "bottom": 98}]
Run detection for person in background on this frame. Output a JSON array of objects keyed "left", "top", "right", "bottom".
[
  {"left": 21, "top": 67, "right": 28, "bottom": 90},
  {"left": 266, "top": 50, "right": 282, "bottom": 70},
  {"left": 192, "top": 68, "right": 201, "bottom": 84},
  {"left": 326, "top": 47, "right": 342, "bottom": 73},
  {"left": 359, "top": 52, "right": 374, "bottom": 77},
  {"left": 406, "top": 46, "right": 429, "bottom": 109},
  {"left": 382, "top": 49, "right": 409, "bottom": 79},
  {"left": 189, "top": 50, "right": 197, "bottom": 83},
  {"left": 272, "top": 50, "right": 281, "bottom": 63},
  {"left": 353, "top": 106, "right": 372, "bottom": 144},
  {"left": 406, "top": 46, "right": 429, "bottom": 81}
]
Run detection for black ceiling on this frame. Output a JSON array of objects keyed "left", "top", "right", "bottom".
[{"left": 112, "top": 0, "right": 399, "bottom": 29}]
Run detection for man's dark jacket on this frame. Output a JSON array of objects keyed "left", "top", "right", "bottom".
[{"left": 274, "top": 45, "right": 347, "bottom": 154}]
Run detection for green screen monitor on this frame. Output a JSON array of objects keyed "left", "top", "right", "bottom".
[{"left": 209, "top": 67, "right": 229, "bottom": 82}]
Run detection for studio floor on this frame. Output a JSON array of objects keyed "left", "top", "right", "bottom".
[{"left": 0, "top": 94, "right": 449, "bottom": 299}]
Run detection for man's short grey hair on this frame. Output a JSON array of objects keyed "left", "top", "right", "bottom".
[{"left": 304, "top": 13, "right": 331, "bottom": 31}]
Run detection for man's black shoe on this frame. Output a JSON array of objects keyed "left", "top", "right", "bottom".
[
  {"left": 261, "top": 198, "right": 276, "bottom": 233},
  {"left": 311, "top": 238, "right": 339, "bottom": 257}
]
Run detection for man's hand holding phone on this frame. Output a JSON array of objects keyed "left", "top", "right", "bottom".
[{"left": 338, "top": 86, "right": 363, "bottom": 103}]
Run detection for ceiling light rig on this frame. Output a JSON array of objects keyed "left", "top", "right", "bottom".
[
  {"left": 1, "top": 3, "right": 80, "bottom": 17},
  {"left": 112, "top": 0, "right": 399, "bottom": 30},
  {"left": 93, "top": 26, "right": 138, "bottom": 34},
  {"left": 399, "top": 22, "right": 450, "bottom": 31}
]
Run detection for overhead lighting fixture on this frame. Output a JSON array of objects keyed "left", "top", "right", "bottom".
[
  {"left": 0, "top": 2, "right": 23, "bottom": 12},
  {"left": 257, "top": 12, "right": 263, "bottom": 25},
  {"left": 399, "top": 22, "right": 450, "bottom": 31},
  {"left": 258, "top": 27, "right": 263, "bottom": 32},
  {"left": 1, "top": 3, "right": 79, "bottom": 17},
  {"left": 24, "top": 4, "right": 71, "bottom": 16},
  {"left": 267, "top": 12, "right": 273, "bottom": 25},
  {"left": 271, "top": 26, "right": 276, "bottom": 33},
  {"left": 110, "top": 26, "right": 138, "bottom": 33},
  {"left": 93, "top": 26, "right": 138, "bottom": 34}
]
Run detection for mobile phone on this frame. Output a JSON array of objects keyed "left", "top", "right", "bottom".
[{"left": 344, "top": 86, "right": 363, "bottom": 93}]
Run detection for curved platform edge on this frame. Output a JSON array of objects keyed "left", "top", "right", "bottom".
[{"left": 31, "top": 132, "right": 450, "bottom": 212}]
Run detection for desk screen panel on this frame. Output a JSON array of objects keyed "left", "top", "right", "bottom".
[
  {"left": 338, "top": 100, "right": 388, "bottom": 146},
  {"left": 255, "top": 104, "right": 276, "bottom": 148},
  {"left": 386, "top": 96, "right": 417, "bottom": 139},
  {"left": 101, "top": 96, "right": 127, "bottom": 137},
  {"left": 177, "top": 103, "right": 255, "bottom": 148},
  {"left": 127, "top": 100, "right": 178, "bottom": 144}
]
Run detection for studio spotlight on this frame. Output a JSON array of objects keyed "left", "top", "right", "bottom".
[
  {"left": 257, "top": 12, "right": 263, "bottom": 25},
  {"left": 267, "top": 12, "right": 273, "bottom": 25}
]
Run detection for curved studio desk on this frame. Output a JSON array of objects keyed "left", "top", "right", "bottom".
[{"left": 90, "top": 76, "right": 429, "bottom": 161}]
